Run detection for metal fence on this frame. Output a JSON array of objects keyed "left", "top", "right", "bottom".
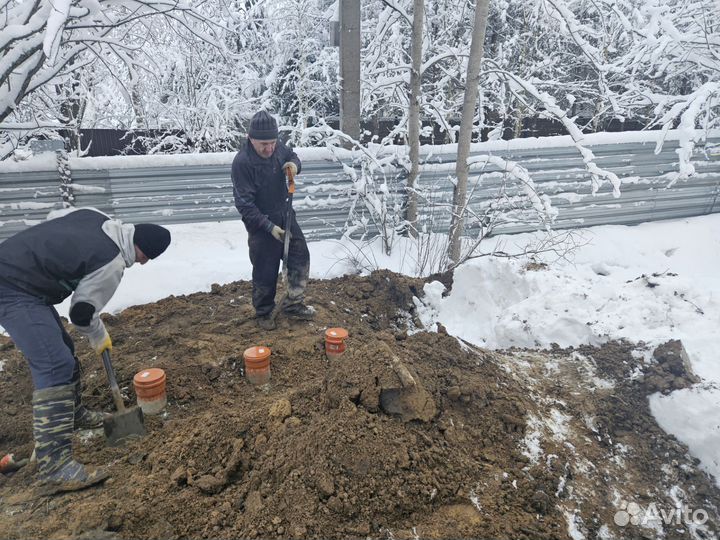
[
  {"left": 0, "top": 133, "right": 719, "bottom": 242},
  {"left": 414, "top": 138, "right": 720, "bottom": 235}
]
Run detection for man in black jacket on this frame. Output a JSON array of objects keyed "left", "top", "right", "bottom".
[
  {"left": 0, "top": 208, "right": 171, "bottom": 493},
  {"left": 231, "top": 110, "right": 314, "bottom": 330}
]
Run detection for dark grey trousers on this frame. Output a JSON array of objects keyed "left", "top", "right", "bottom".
[{"left": 248, "top": 216, "right": 310, "bottom": 317}]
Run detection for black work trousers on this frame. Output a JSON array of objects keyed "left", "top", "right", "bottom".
[{"left": 248, "top": 216, "right": 310, "bottom": 317}]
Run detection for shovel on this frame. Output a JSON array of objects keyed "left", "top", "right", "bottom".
[
  {"left": 269, "top": 165, "right": 296, "bottom": 323},
  {"left": 100, "top": 350, "right": 145, "bottom": 447}
]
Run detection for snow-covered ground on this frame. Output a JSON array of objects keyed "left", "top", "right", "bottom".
[
  {"left": 412, "top": 216, "right": 720, "bottom": 488},
  {"left": 2, "top": 213, "right": 719, "bottom": 487}
]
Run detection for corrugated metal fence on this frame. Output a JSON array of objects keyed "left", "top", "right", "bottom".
[{"left": 1, "top": 133, "right": 719, "bottom": 242}]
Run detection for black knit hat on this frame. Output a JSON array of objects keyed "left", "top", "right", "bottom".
[
  {"left": 133, "top": 224, "right": 171, "bottom": 259},
  {"left": 248, "top": 110, "right": 278, "bottom": 140}
]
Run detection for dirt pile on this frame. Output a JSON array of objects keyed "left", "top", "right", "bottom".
[{"left": 0, "top": 270, "right": 718, "bottom": 539}]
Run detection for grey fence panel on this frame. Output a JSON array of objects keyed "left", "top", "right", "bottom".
[
  {"left": 0, "top": 170, "right": 66, "bottom": 239},
  {"left": 415, "top": 138, "right": 720, "bottom": 236},
  {"left": 1, "top": 136, "right": 718, "bottom": 242},
  {"left": 71, "top": 169, "right": 113, "bottom": 216},
  {"left": 290, "top": 161, "right": 360, "bottom": 240},
  {"left": 72, "top": 164, "right": 233, "bottom": 224},
  {"left": 70, "top": 160, "right": 359, "bottom": 240}
]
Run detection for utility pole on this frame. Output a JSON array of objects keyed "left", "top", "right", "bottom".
[{"left": 339, "top": 0, "right": 361, "bottom": 142}]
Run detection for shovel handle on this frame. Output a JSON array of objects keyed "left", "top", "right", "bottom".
[
  {"left": 101, "top": 350, "right": 127, "bottom": 413},
  {"left": 282, "top": 166, "right": 295, "bottom": 261},
  {"left": 286, "top": 165, "right": 296, "bottom": 194},
  {"left": 269, "top": 167, "right": 297, "bottom": 324}
]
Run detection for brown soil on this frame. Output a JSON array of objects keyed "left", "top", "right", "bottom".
[{"left": 0, "top": 270, "right": 718, "bottom": 540}]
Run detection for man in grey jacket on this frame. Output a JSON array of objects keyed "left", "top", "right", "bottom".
[{"left": 0, "top": 208, "right": 170, "bottom": 493}]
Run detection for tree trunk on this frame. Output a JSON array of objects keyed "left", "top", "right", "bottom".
[
  {"left": 131, "top": 85, "right": 147, "bottom": 129},
  {"left": 406, "top": 0, "right": 424, "bottom": 238},
  {"left": 447, "top": 0, "right": 491, "bottom": 266}
]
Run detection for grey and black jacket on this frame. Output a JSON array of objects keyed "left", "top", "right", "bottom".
[
  {"left": 0, "top": 208, "right": 137, "bottom": 344},
  {"left": 231, "top": 140, "right": 302, "bottom": 234}
]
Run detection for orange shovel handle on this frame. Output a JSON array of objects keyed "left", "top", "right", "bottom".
[{"left": 286, "top": 166, "right": 296, "bottom": 194}]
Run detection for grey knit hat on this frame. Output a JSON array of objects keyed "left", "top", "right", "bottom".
[{"left": 248, "top": 110, "right": 278, "bottom": 140}]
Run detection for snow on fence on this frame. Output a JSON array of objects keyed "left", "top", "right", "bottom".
[
  {"left": 0, "top": 131, "right": 718, "bottom": 242},
  {"left": 414, "top": 137, "right": 720, "bottom": 234}
]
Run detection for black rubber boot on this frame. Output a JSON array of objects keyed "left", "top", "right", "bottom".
[
  {"left": 256, "top": 314, "right": 277, "bottom": 330},
  {"left": 32, "top": 384, "right": 109, "bottom": 494}
]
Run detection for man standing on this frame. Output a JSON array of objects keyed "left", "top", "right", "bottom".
[
  {"left": 231, "top": 110, "right": 314, "bottom": 330},
  {"left": 0, "top": 208, "right": 171, "bottom": 493}
]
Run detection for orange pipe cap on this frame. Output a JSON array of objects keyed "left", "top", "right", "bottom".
[
  {"left": 325, "top": 328, "right": 348, "bottom": 340},
  {"left": 244, "top": 346, "right": 272, "bottom": 361},
  {"left": 133, "top": 368, "right": 166, "bottom": 387}
]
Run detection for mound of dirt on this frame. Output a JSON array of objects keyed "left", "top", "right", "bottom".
[{"left": 0, "top": 270, "right": 718, "bottom": 540}]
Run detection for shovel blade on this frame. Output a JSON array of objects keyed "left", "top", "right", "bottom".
[{"left": 103, "top": 406, "right": 145, "bottom": 447}]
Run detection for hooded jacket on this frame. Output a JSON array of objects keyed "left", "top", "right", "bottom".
[{"left": 0, "top": 207, "right": 137, "bottom": 344}]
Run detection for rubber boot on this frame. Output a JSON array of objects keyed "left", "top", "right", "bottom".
[
  {"left": 72, "top": 359, "right": 104, "bottom": 430},
  {"left": 32, "top": 384, "right": 109, "bottom": 494},
  {"left": 283, "top": 303, "right": 316, "bottom": 320},
  {"left": 256, "top": 314, "right": 277, "bottom": 330}
]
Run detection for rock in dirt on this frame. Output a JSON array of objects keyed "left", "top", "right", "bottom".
[
  {"left": 642, "top": 339, "right": 700, "bottom": 393},
  {"left": 447, "top": 385, "right": 462, "bottom": 401},
  {"left": 244, "top": 491, "right": 264, "bottom": 514},
  {"left": 653, "top": 339, "right": 697, "bottom": 378},
  {"left": 269, "top": 399, "right": 292, "bottom": 420},
  {"left": 194, "top": 474, "right": 225, "bottom": 494},
  {"left": 314, "top": 471, "right": 335, "bottom": 498}
]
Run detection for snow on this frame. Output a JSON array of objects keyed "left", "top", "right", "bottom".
[
  {"left": 0, "top": 201, "right": 55, "bottom": 210},
  {"left": 650, "top": 388, "right": 720, "bottom": 490},
  {"left": 0, "top": 211, "right": 719, "bottom": 489},
  {"left": 42, "top": 0, "right": 71, "bottom": 61},
  {"left": 413, "top": 214, "right": 720, "bottom": 487},
  {"left": 2, "top": 128, "right": 718, "bottom": 174},
  {"left": 565, "top": 510, "right": 587, "bottom": 540},
  {"left": 522, "top": 414, "right": 544, "bottom": 464}
]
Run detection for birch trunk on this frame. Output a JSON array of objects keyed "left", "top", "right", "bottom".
[
  {"left": 447, "top": 0, "right": 491, "bottom": 266},
  {"left": 406, "top": 0, "right": 424, "bottom": 238}
]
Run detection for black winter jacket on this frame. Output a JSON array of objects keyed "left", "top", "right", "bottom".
[
  {"left": 231, "top": 140, "right": 301, "bottom": 234},
  {"left": 0, "top": 209, "right": 121, "bottom": 305},
  {"left": 0, "top": 208, "right": 138, "bottom": 346}
]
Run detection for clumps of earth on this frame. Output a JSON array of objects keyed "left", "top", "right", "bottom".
[{"left": 0, "top": 270, "right": 718, "bottom": 539}]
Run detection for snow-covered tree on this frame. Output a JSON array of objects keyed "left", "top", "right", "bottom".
[
  {"left": 3, "top": 0, "right": 717, "bottom": 171},
  {"left": 0, "top": 0, "right": 223, "bottom": 157}
]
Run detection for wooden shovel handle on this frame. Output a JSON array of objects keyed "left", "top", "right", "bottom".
[{"left": 101, "top": 350, "right": 127, "bottom": 413}]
